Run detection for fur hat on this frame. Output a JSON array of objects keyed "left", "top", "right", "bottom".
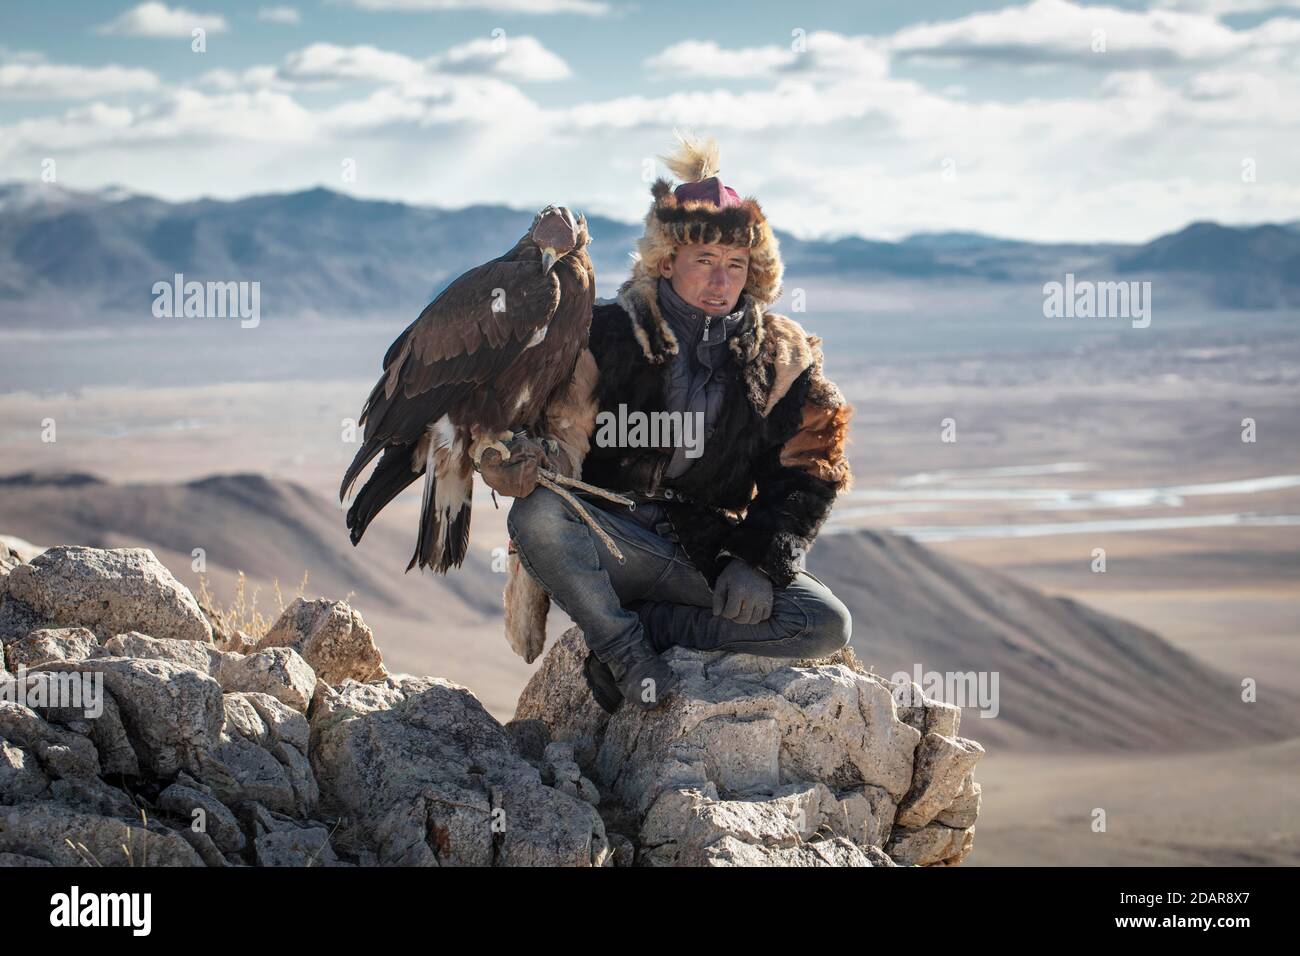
[{"left": 628, "top": 134, "right": 784, "bottom": 307}]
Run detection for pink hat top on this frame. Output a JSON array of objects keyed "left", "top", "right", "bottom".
[{"left": 673, "top": 176, "right": 743, "bottom": 209}]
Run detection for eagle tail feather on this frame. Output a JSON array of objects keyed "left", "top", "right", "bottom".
[
  {"left": 340, "top": 437, "right": 386, "bottom": 504},
  {"left": 345, "top": 447, "right": 421, "bottom": 546}
]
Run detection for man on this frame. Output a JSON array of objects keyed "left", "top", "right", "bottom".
[{"left": 480, "top": 136, "right": 855, "bottom": 713}]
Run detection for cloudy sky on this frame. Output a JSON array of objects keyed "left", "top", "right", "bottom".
[{"left": 1, "top": 0, "right": 1298, "bottom": 241}]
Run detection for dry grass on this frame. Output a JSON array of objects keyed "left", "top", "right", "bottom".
[
  {"left": 196, "top": 570, "right": 312, "bottom": 643},
  {"left": 794, "top": 642, "right": 873, "bottom": 678}
]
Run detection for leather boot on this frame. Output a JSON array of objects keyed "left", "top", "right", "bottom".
[{"left": 584, "top": 639, "right": 679, "bottom": 713}]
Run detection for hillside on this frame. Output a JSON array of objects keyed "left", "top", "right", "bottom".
[{"left": 3, "top": 471, "right": 1296, "bottom": 753}]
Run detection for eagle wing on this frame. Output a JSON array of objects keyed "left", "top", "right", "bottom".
[{"left": 340, "top": 255, "right": 559, "bottom": 500}]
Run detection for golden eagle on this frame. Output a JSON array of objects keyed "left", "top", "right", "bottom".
[{"left": 340, "top": 204, "right": 594, "bottom": 572}]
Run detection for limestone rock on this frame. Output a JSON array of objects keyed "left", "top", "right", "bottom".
[
  {"left": 191, "top": 694, "right": 306, "bottom": 815},
  {"left": 0, "top": 738, "right": 49, "bottom": 804},
  {"left": 156, "top": 784, "right": 246, "bottom": 856},
  {"left": 516, "top": 627, "right": 984, "bottom": 868},
  {"left": 513, "top": 624, "right": 612, "bottom": 773},
  {"left": 102, "top": 632, "right": 224, "bottom": 673},
  {"left": 895, "top": 732, "right": 985, "bottom": 829},
  {"left": 0, "top": 597, "right": 53, "bottom": 647},
  {"left": 38, "top": 658, "right": 225, "bottom": 779},
  {"left": 215, "top": 647, "right": 317, "bottom": 713},
  {"left": 6, "top": 627, "right": 103, "bottom": 671},
  {"left": 255, "top": 824, "right": 339, "bottom": 867},
  {"left": 0, "top": 801, "right": 203, "bottom": 866},
  {"left": 5, "top": 547, "right": 211, "bottom": 644},
  {"left": 0, "top": 700, "right": 101, "bottom": 780},
  {"left": 258, "top": 599, "right": 387, "bottom": 686},
  {"left": 886, "top": 821, "right": 975, "bottom": 866},
  {"left": 311, "top": 674, "right": 606, "bottom": 866},
  {"left": 0, "top": 536, "right": 43, "bottom": 565},
  {"left": 0, "top": 851, "right": 52, "bottom": 866},
  {"left": 936, "top": 773, "right": 982, "bottom": 829},
  {"left": 38, "top": 689, "right": 139, "bottom": 777},
  {"left": 1, "top": 543, "right": 984, "bottom": 868}
]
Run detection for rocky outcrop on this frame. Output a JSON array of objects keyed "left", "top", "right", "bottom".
[
  {"left": 2, "top": 546, "right": 211, "bottom": 645},
  {"left": 514, "top": 628, "right": 983, "bottom": 867},
  {"left": 0, "top": 543, "right": 983, "bottom": 866},
  {"left": 257, "top": 598, "right": 387, "bottom": 686}
]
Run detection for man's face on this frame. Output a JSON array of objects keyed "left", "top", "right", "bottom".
[{"left": 660, "top": 242, "right": 750, "bottom": 316}]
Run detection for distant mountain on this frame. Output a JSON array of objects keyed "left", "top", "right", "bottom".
[
  {"left": 4, "top": 470, "right": 1299, "bottom": 746},
  {"left": 0, "top": 183, "right": 644, "bottom": 325},
  {"left": 0, "top": 182, "right": 1296, "bottom": 325},
  {"left": 899, "top": 231, "right": 1021, "bottom": 250},
  {"left": 1114, "top": 221, "right": 1300, "bottom": 308}
]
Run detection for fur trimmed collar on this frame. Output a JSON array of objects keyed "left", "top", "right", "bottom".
[
  {"left": 610, "top": 276, "right": 817, "bottom": 419},
  {"left": 614, "top": 273, "right": 764, "bottom": 368}
]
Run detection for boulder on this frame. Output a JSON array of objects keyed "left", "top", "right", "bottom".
[
  {"left": 103, "top": 632, "right": 317, "bottom": 712},
  {"left": 515, "top": 627, "right": 983, "bottom": 867},
  {"left": 258, "top": 599, "right": 387, "bottom": 686},
  {"left": 216, "top": 648, "right": 316, "bottom": 713},
  {"left": 102, "top": 631, "right": 223, "bottom": 673},
  {"left": 38, "top": 658, "right": 225, "bottom": 779},
  {"left": 6, "top": 627, "right": 103, "bottom": 671},
  {"left": 0, "top": 544, "right": 984, "bottom": 868},
  {"left": 0, "top": 597, "right": 53, "bottom": 647},
  {"left": 156, "top": 782, "right": 246, "bottom": 856},
  {"left": 311, "top": 674, "right": 607, "bottom": 866},
  {"left": 5, "top": 547, "right": 211, "bottom": 644},
  {"left": 0, "top": 801, "right": 203, "bottom": 867}
]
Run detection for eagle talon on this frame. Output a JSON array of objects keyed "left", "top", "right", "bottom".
[{"left": 470, "top": 431, "right": 514, "bottom": 466}]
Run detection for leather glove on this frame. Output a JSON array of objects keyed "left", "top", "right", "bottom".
[
  {"left": 477, "top": 434, "right": 551, "bottom": 499},
  {"left": 712, "top": 557, "right": 773, "bottom": 625}
]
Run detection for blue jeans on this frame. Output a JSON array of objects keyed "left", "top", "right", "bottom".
[{"left": 506, "top": 486, "right": 852, "bottom": 666}]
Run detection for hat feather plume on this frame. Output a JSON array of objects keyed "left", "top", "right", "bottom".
[{"left": 660, "top": 132, "right": 720, "bottom": 183}]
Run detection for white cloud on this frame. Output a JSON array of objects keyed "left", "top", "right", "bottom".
[
  {"left": 0, "top": 89, "right": 314, "bottom": 153},
  {"left": 891, "top": 0, "right": 1251, "bottom": 68},
  {"left": 7, "top": 8, "right": 1300, "bottom": 242},
  {"left": 319, "top": 78, "right": 541, "bottom": 131},
  {"left": 258, "top": 6, "right": 301, "bottom": 25},
  {"left": 338, "top": 0, "right": 610, "bottom": 15},
  {"left": 646, "top": 33, "right": 890, "bottom": 79},
  {"left": 0, "top": 58, "right": 159, "bottom": 99},
  {"left": 1156, "top": 0, "right": 1300, "bottom": 13},
  {"left": 97, "top": 2, "right": 229, "bottom": 38},
  {"left": 646, "top": 40, "right": 799, "bottom": 78},
  {"left": 278, "top": 43, "right": 425, "bottom": 86},
  {"left": 431, "top": 36, "right": 571, "bottom": 81},
  {"left": 199, "top": 39, "right": 573, "bottom": 91}
]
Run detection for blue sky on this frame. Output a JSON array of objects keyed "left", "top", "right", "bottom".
[{"left": 2, "top": 0, "right": 1298, "bottom": 241}]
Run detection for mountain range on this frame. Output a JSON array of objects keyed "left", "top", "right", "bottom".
[{"left": 2, "top": 181, "right": 1298, "bottom": 327}]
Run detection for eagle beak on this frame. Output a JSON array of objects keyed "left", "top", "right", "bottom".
[{"left": 540, "top": 248, "right": 559, "bottom": 274}]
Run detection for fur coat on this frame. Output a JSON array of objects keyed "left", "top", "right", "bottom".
[{"left": 502, "top": 277, "right": 854, "bottom": 662}]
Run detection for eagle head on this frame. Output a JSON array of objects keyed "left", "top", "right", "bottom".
[{"left": 530, "top": 204, "right": 588, "bottom": 274}]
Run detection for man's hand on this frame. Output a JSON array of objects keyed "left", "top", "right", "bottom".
[
  {"left": 477, "top": 434, "right": 551, "bottom": 499},
  {"left": 712, "top": 557, "right": 773, "bottom": 624}
]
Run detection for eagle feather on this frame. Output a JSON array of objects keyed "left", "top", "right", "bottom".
[{"left": 660, "top": 131, "right": 721, "bottom": 183}]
